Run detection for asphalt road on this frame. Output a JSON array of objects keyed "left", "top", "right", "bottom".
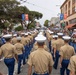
[{"left": 0, "top": 60, "right": 60, "bottom": 75}]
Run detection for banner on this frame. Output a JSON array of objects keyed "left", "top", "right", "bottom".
[
  {"left": 22, "top": 14, "right": 25, "bottom": 21},
  {"left": 60, "top": 14, "right": 64, "bottom": 20},
  {"left": 64, "top": 14, "right": 67, "bottom": 19},
  {"left": 25, "top": 14, "right": 29, "bottom": 21}
]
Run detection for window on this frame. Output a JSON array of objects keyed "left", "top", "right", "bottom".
[
  {"left": 66, "top": 4, "right": 67, "bottom": 10},
  {"left": 72, "top": 6, "right": 75, "bottom": 14},
  {"left": 69, "top": 18, "right": 76, "bottom": 24},
  {"left": 72, "top": 0, "right": 75, "bottom": 14},
  {"left": 72, "top": 0, "right": 75, "bottom": 4},
  {"left": 68, "top": 1, "right": 70, "bottom": 16},
  {"left": 65, "top": 4, "right": 67, "bottom": 14},
  {"left": 68, "top": 1, "right": 70, "bottom": 8}
]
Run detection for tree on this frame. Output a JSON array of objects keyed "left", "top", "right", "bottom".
[
  {"left": 27, "top": 22, "right": 36, "bottom": 29},
  {"left": 0, "top": 0, "right": 20, "bottom": 29},
  {"left": 0, "top": 0, "right": 43, "bottom": 29},
  {"left": 15, "top": 26, "right": 23, "bottom": 31},
  {"left": 44, "top": 20, "right": 49, "bottom": 27},
  {"left": 29, "top": 11, "right": 43, "bottom": 23}
]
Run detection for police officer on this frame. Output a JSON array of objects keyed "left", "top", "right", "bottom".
[
  {"left": 0, "top": 34, "right": 18, "bottom": 75},
  {"left": 14, "top": 36, "right": 24, "bottom": 74},
  {"left": 53, "top": 33, "right": 64, "bottom": 69},
  {"left": 68, "top": 55, "right": 76, "bottom": 75},
  {"left": 59, "top": 36, "right": 75, "bottom": 75},
  {"left": 27, "top": 34, "right": 54, "bottom": 75}
]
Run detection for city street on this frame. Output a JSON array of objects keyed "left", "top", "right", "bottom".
[
  {"left": 0, "top": 39, "right": 60, "bottom": 75},
  {"left": 0, "top": 0, "right": 76, "bottom": 75}
]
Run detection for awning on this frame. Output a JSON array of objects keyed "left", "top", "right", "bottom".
[{"left": 65, "top": 24, "right": 76, "bottom": 29}]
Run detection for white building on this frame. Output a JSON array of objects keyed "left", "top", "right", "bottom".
[{"left": 50, "top": 17, "right": 60, "bottom": 27}]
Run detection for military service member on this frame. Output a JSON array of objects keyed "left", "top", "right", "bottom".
[
  {"left": 27, "top": 34, "right": 54, "bottom": 75},
  {"left": 14, "top": 36, "right": 24, "bottom": 74},
  {"left": 68, "top": 55, "right": 76, "bottom": 75},
  {"left": 0, "top": 34, "right": 18, "bottom": 75},
  {"left": 53, "top": 33, "right": 64, "bottom": 69},
  {"left": 59, "top": 36, "right": 75, "bottom": 75},
  {"left": 11, "top": 34, "right": 17, "bottom": 45},
  {"left": 51, "top": 35, "right": 58, "bottom": 61}
]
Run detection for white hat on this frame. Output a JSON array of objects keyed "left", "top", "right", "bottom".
[
  {"left": 3, "top": 34, "right": 12, "bottom": 38},
  {"left": 25, "top": 33, "right": 28, "bottom": 36},
  {"left": 62, "top": 36, "right": 71, "bottom": 40},
  {"left": 57, "top": 33, "right": 63, "bottom": 36},
  {"left": 17, "top": 37, "right": 21, "bottom": 40},
  {"left": 28, "top": 32, "right": 31, "bottom": 35},
  {"left": 39, "top": 32, "right": 43, "bottom": 35},
  {"left": 21, "top": 33, "right": 25, "bottom": 35},
  {"left": 53, "top": 35, "right": 58, "bottom": 38},
  {"left": 49, "top": 31, "right": 54, "bottom": 34},
  {"left": 13, "top": 34, "right": 17, "bottom": 37},
  {"left": 74, "top": 29, "right": 76, "bottom": 31},
  {"left": 37, "top": 34, "right": 44, "bottom": 37},
  {"left": 35, "top": 35, "right": 46, "bottom": 43}
]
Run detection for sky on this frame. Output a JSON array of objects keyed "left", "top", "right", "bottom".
[{"left": 19, "top": 0, "right": 65, "bottom": 25}]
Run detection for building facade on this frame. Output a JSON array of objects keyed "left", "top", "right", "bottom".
[
  {"left": 50, "top": 17, "right": 60, "bottom": 27},
  {"left": 60, "top": 0, "right": 76, "bottom": 26}
]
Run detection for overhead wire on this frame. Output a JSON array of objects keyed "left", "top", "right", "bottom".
[{"left": 19, "top": 0, "right": 59, "bottom": 13}]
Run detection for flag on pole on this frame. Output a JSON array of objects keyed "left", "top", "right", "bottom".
[
  {"left": 64, "top": 14, "right": 67, "bottom": 19},
  {"left": 25, "top": 14, "right": 29, "bottom": 21},
  {"left": 60, "top": 14, "right": 64, "bottom": 20},
  {"left": 22, "top": 14, "right": 25, "bottom": 21}
]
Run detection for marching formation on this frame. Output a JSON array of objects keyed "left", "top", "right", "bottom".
[{"left": 0, "top": 28, "right": 76, "bottom": 75}]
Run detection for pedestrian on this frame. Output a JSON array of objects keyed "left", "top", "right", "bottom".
[
  {"left": 0, "top": 34, "right": 18, "bottom": 75},
  {"left": 27, "top": 34, "right": 54, "bottom": 75},
  {"left": 59, "top": 36, "right": 75, "bottom": 75},
  {"left": 68, "top": 55, "right": 76, "bottom": 75},
  {"left": 14, "top": 36, "right": 24, "bottom": 74},
  {"left": 53, "top": 33, "right": 64, "bottom": 69}
]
